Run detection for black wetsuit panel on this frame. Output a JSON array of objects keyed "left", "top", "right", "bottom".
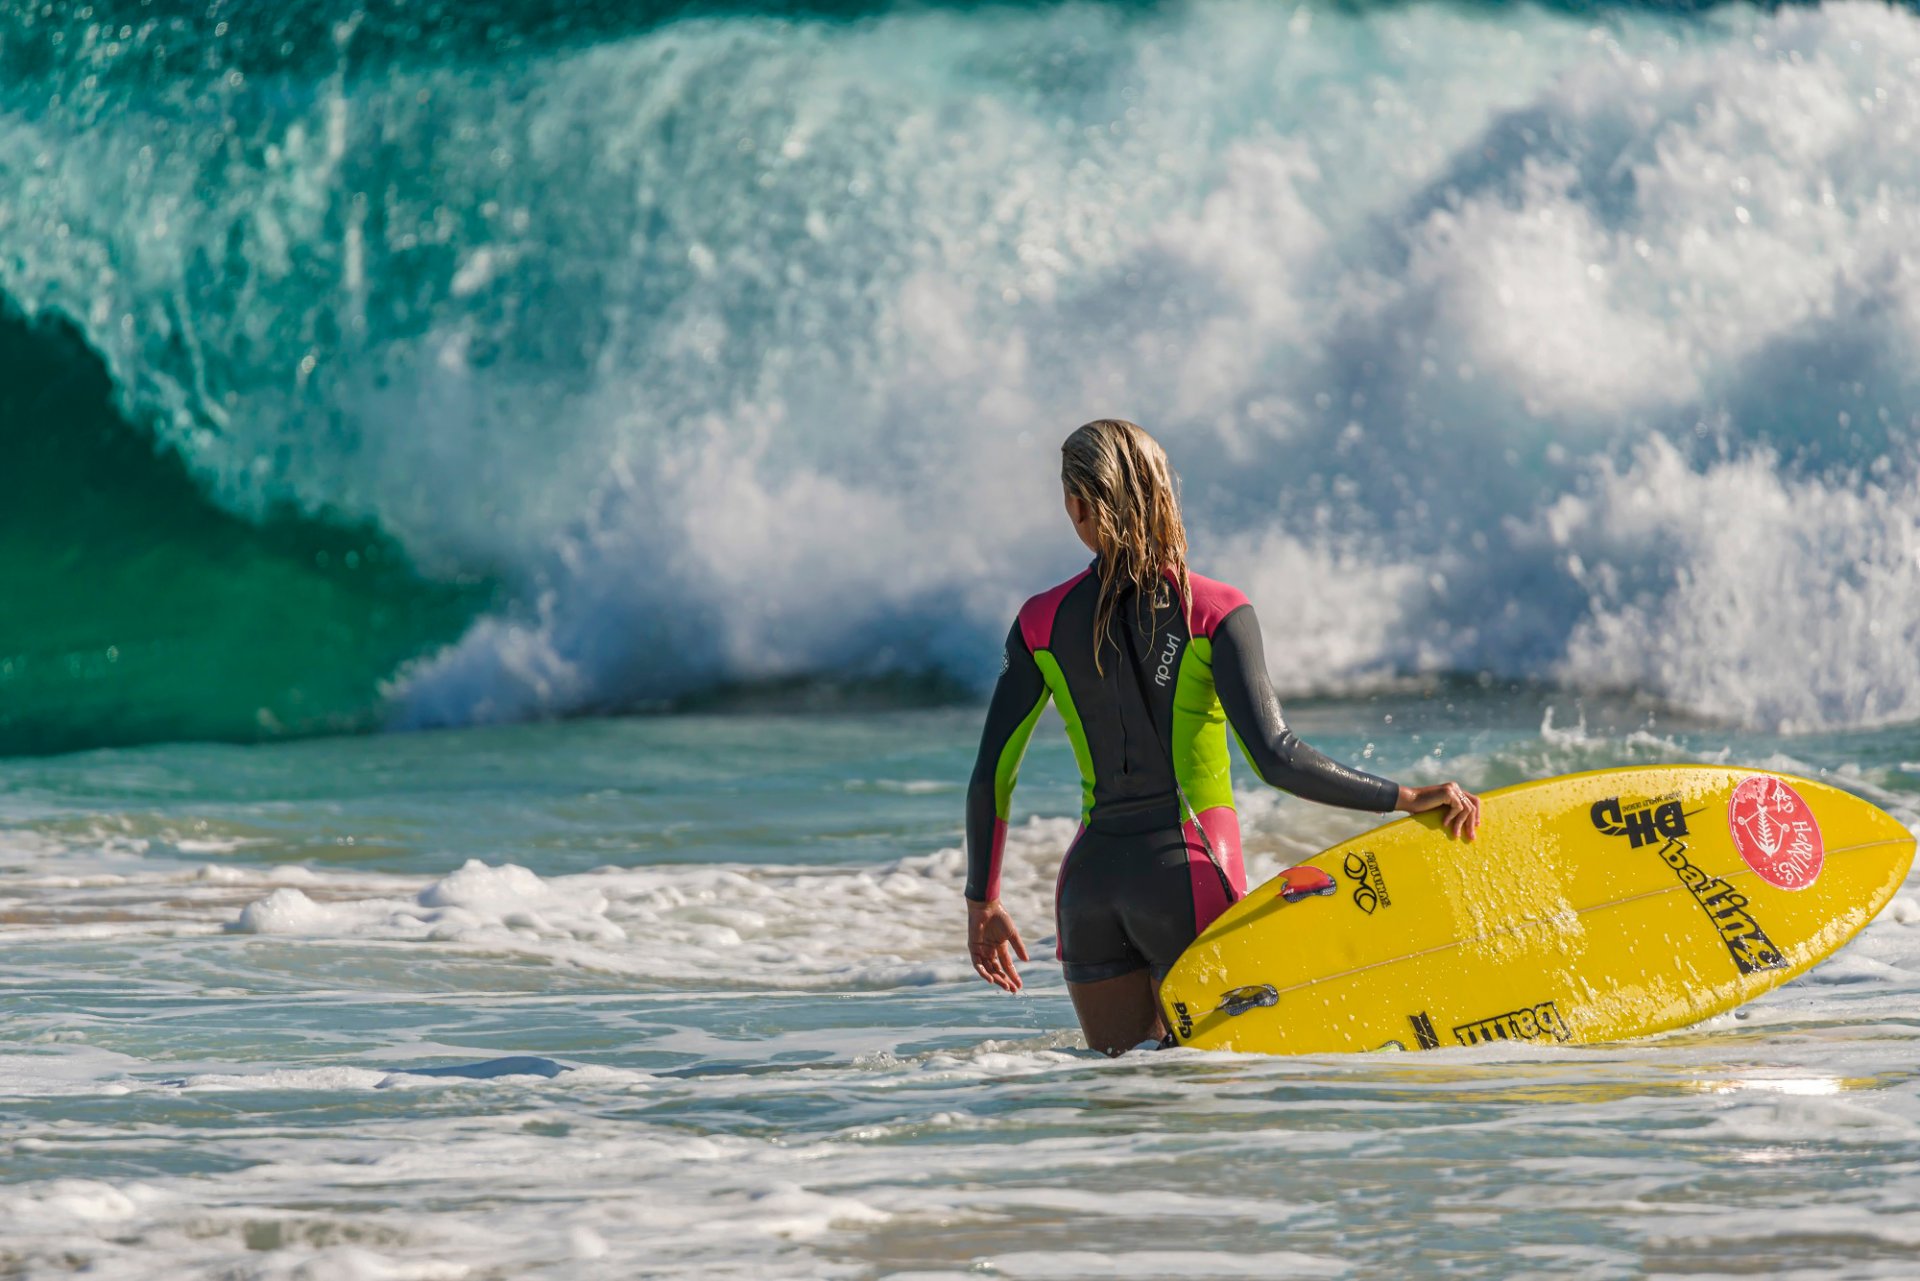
[{"left": 1054, "top": 823, "right": 1209, "bottom": 983}]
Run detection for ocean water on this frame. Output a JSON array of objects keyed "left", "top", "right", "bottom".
[
  {"left": 4, "top": 698, "right": 1920, "bottom": 1278},
  {"left": 8, "top": 0, "right": 1920, "bottom": 1274}
]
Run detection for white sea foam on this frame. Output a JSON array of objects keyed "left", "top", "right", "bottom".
[
  {"left": 9, "top": 1025, "right": 1920, "bottom": 1279},
  {"left": 233, "top": 859, "right": 628, "bottom": 952},
  {"left": 0, "top": 779, "right": 1389, "bottom": 995},
  {"left": 5, "top": 794, "right": 1919, "bottom": 1276},
  {"left": 211, "top": 824, "right": 1079, "bottom": 984}
]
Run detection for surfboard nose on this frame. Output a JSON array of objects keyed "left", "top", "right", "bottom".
[{"left": 1773, "top": 771, "right": 1916, "bottom": 866}]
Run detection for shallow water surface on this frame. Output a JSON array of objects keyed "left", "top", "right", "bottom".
[{"left": 4, "top": 699, "right": 1919, "bottom": 1278}]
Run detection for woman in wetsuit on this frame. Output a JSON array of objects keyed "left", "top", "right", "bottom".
[{"left": 964, "top": 419, "right": 1481, "bottom": 1055}]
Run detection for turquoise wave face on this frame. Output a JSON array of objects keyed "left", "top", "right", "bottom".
[
  {"left": 0, "top": 306, "right": 487, "bottom": 755},
  {"left": 5, "top": 0, "right": 1920, "bottom": 753}
]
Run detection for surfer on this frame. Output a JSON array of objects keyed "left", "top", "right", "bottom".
[{"left": 964, "top": 419, "right": 1482, "bottom": 1054}]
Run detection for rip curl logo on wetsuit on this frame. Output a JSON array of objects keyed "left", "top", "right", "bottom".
[
  {"left": 1153, "top": 630, "right": 1181, "bottom": 687},
  {"left": 1342, "top": 850, "right": 1391, "bottom": 914}
]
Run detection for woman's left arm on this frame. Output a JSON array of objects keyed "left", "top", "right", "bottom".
[{"left": 1211, "top": 602, "right": 1480, "bottom": 839}]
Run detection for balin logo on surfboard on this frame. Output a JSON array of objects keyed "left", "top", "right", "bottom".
[
  {"left": 1596, "top": 790, "right": 1787, "bottom": 973},
  {"left": 1728, "top": 776, "right": 1823, "bottom": 891},
  {"left": 1452, "top": 1001, "right": 1570, "bottom": 1046},
  {"left": 1656, "top": 839, "right": 1785, "bottom": 975}
]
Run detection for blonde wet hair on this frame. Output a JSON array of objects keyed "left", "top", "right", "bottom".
[{"left": 1059, "top": 419, "right": 1192, "bottom": 672}]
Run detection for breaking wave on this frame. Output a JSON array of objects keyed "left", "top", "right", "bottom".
[{"left": 5, "top": 0, "right": 1920, "bottom": 751}]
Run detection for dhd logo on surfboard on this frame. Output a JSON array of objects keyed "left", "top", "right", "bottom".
[{"left": 1589, "top": 795, "right": 1690, "bottom": 847}]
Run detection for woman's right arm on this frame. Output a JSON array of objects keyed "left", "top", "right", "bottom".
[
  {"left": 964, "top": 623, "right": 1052, "bottom": 903},
  {"left": 964, "top": 622, "right": 1051, "bottom": 991}
]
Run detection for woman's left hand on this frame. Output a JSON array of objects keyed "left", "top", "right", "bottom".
[
  {"left": 967, "top": 899, "right": 1030, "bottom": 993},
  {"left": 1396, "top": 781, "right": 1482, "bottom": 841}
]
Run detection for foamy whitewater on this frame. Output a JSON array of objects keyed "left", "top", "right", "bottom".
[{"left": 5, "top": 703, "right": 1920, "bottom": 1278}]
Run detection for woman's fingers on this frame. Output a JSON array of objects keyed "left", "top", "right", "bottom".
[
  {"left": 971, "top": 941, "right": 1022, "bottom": 993},
  {"left": 967, "top": 902, "right": 1025, "bottom": 993},
  {"left": 1423, "top": 782, "right": 1482, "bottom": 841},
  {"left": 1446, "top": 785, "right": 1481, "bottom": 841},
  {"left": 997, "top": 940, "right": 1023, "bottom": 992}
]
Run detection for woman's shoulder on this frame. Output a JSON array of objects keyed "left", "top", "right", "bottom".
[
  {"left": 1011, "top": 565, "right": 1254, "bottom": 648},
  {"left": 1184, "top": 569, "right": 1251, "bottom": 638},
  {"left": 1015, "top": 567, "right": 1095, "bottom": 652}
]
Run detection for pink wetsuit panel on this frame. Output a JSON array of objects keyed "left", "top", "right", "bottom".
[
  {"left": 1019, "top": 570, "right": 1092, "bottom": 653},
  {"left": 1179, "top": 570, "right": 1251, "bottom": 640},
  {"left": 1184, "top": 806, "right": 1246, "bottom": 934}
]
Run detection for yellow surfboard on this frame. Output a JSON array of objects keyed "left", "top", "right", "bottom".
[{"left": 1159, "top": 766, "right": 1914, "bottom": 1054}]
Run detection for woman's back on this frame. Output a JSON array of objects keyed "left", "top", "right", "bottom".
[{"left": 966, "top": 563, "right": 1401, "bottom": 905}]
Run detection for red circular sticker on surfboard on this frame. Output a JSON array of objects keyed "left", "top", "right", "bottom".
[{"left": 1727, "top": 775, "right": 1824, "bottom": 891}]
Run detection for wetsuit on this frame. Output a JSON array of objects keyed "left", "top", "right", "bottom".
[{"left": 964, "top": 565, "right": 1402, "bottom": 983}]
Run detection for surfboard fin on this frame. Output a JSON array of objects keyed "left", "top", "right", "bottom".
[
  {"left": 1217, "top": 984, "right": 1279, "bottom": 1017},
  {"left": 1277, "top": 866, "right": 1338, "bottom": 903}
]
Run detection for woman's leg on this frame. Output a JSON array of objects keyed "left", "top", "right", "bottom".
[{"left": 1067, "top": 970, "right": 1166, "bottom": 1056}]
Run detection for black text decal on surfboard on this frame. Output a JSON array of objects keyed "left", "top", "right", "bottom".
[
  {"left": 1656, "top": 840, "right": 1786, "bottom": 975},
  {"left": 1593, "top": 794, "right": 1786, "bottom": 976},
  {"left": 1408, "top": 1011, "right": 1440, "bottom": 1050},
  {"left": 1590, "top": 795, "right": 1690, "bottom": 847},
  {"left": 1342, "top": 850, "right": 1391, "bottom": 914},
  {"left": 1172, "top": 1001, "right": 1193, "bottom": 1039},
  {"left": 1452, "top": 1001, "right": 1570, "bottom": 1046}
]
